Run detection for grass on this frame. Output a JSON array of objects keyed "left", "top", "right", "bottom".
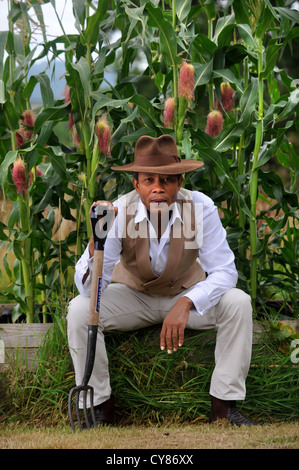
[
  {"left": 0, "top": 299, "right": 298, "bottom": 450},
  {"left": 0, "top": 422, "right": 298, "bottom": 449}
]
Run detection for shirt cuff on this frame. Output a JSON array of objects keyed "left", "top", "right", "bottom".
[
  {"left": 86, "top": 255, "right": 94, "bottom": 272},
  {"left": 183, "top": 288, "right": 212, "bottom": 316}
]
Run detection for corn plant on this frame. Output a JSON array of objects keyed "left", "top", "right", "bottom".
[{"left": 0, "top": 0, "right": 298, "bottom": 322}]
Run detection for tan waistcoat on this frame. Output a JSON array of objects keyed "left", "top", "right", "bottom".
[{"left": 111, "top": 188, "right": 206, "bottom": 297}]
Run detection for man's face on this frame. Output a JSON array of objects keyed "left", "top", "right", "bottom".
[{"left": 132, "top": 173, "right": 183, "bottom": 213}]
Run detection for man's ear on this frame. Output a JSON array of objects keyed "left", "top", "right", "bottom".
[
  {"left": 132, "top": 177, "right": 139, "bottom": 193},
  {"left": 178, "top": 175, "right": 184, "bottom": 190}
]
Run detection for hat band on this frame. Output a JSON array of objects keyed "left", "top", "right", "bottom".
[{"left": 134, "top": 153, "right": 181, "bottom": 167}]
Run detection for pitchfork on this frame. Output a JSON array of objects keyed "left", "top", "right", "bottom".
[{"left": 68, "top": 204, "right": 115, "bottom": 431}]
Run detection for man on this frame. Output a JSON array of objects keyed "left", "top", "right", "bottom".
[{"left": 67, "top": 135, "right": 256, "bottom": 427}]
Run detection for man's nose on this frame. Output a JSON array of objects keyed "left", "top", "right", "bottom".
[{"left": 152, "top": 176, "right": 165, "bottom": 192}]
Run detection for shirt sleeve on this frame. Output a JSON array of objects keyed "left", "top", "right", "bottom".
[
  {"left": 183, "top": 191, "right": 238, "bottom": 316},
  {"left": 74, "top": 201, "right": 122, "bottom": 297}
]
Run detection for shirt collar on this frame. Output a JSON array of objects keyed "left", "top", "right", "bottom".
[{"left": 134, "top": 197, "right": 183, "bottom": 226}]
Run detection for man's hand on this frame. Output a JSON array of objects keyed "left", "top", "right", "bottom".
[
  {"left": 82, "top": 201, "right": 117, "bottom": 284},
  {"left": 160, "top": 296, "right": 194, "bottom": 354},
  {"left": 88, "top": 201, "right": 118, "bottom": 258}
]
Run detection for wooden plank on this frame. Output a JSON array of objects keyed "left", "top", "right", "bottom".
[
  {"left": 0, "top": 323, "right": 52, "bottom": 348},
  {"left": 0, "top": 320, "right": 298, "bottom": 371},
  {"left": 2, "top": 348, "right": 40, "bottom": 368},
  {"left": 1, "top": 320, "right": 297, "bottom": 349},
  {"left": 0, "top": 324, "right": 52, "bottom": 370}
]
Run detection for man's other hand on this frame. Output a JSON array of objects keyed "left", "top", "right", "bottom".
[{"left": 160, "top": 296, "right": 194, "bottom": 354}]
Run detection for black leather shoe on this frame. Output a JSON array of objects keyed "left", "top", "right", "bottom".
[
  {"left": 226, "top": 405, "right": 258, "bottom": 426},
  {"left": 209, "top": 395, "right": 258, "bottom": 427},
  {"left": 94, "top": 395, "right": 116, "bottom": 426}
]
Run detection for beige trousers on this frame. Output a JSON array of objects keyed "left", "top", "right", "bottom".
[{"left": 67, "top": 285, "right": 252, "bottom": 408}]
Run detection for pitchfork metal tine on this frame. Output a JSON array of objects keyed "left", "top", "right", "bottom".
[
  {"left": 68, "top": 386, "right": 81, "bottom": 432},
  {"left": 68, "top": 386, "right": 77, "bottom": 432},
  {"left": 83, "top": 388, "right": 96, "bottom": 430},
  {"left": 90, "top": 388, "right": 96, "bottom": 426},
  {"left": 68, "top": 384, "right": 97, "bottom": 432},
  {"left": 75, "top": 389, "right": 82, "bottom": 430},
  {"left": 83, "top": 389, "right": 89, "bottom": 429}
]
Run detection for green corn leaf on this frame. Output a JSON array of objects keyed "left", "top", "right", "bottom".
[
  {"left": 130, "top": 94, "right": 157, "bottom": 127},
  {"left": 72, "top": 57, "right": 91, "bottom": 105},
  {"left": 119, "top": 128, "right": 157, "bottom": 143},
  {"left": 72, "top": 0, "right": 86, "bottom": 24},
  {"left": 124, "top": 4, "right": 146, "bottom": 30},
  {"left": 217, "top": 23, "right": 235, "bottom": 49},
  {"left": 192, "top": 33, "right": 217, "bottom": 59},
  {"left": 233, "top": 1, "right": 251, "bottom": 25},
  {"left": 0, "top": 150, "right": 18, "bottom": 194},
  {"left": 31, "top": 187, "right": 54, "bottom": 215},
  {"left": 24, "top": 73, "right": 54, "bottom": 107},
  {"left": 40, "top": 145, "right": 68, "bottom": 181},
  {"left": 212, "top": 123, "right": 245, "bottom": 153},
  {"left": 81, "top": 0, "right": 109, "bottom": 47},
  {"left": 276, "top": 88, "right": 299, "bottom": 122},
  {"left": 3, "top": 253, "right": 12, "bottom": 281},
  {"left": 34, "top": 102, "right": 70, "bottom": 132},
  {"left": 146, "top": 3, "right": 177, "bottom": 68},
  {"left": 2, "top": 100, "right": 19, "bottom": 130},
  {"left": 177, "top": 0, "right": 192, "bottom": 21},
  {"left": 31, "top": 2, "right": 47, "bottom": 44},
  {"left": 212, "top": 69, "right": 244, "bottom": 95},
  {"left": 0, "top": 32, "right": 8, "bottom": 77},
  {"left": 0, "top": 221, "right": 8, "bottom": 242},
  {"left": 274, "top": 7, "right": 299, "bottom": 23},
  {"left": 5, "top": 31, "right": 14, "bottom": 56},
  {"left": 194, "top": 60, "right": 213, "bottom": 87},
  {"left": 256, "top": 4, "right": 274, "bottom": 39},
  {"left": 0, "top": 79, "right": 5, "bottom": 104},
  {"left": 90, "top": 94, "right": 132, "bottom": 134},
  {"left": 91, "top": 94, "right": 132, "bottom": 115},
  {"left": 213, "top": 13, "right": 235, "bottom": 44},
  {"left": 237, "top": 24, "right": 258, "bottom": 51},
  {"left": 66, "top": 57, "right": 90, "bottom": 120},
  {"left": 195, "top": 146, "right": 226, "bottom": 176},
  {"left": 239, "top": 78, "right": 258, "bottom": 124},
  {"left": 204, "top": 0, "right": 216, "bottom": 20}
]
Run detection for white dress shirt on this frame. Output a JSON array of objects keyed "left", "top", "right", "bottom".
[{"left": 74, "top": 190, "right": 238, "bottom": 316}]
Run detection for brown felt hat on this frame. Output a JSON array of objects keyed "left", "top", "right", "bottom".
[{"left": 111, "top": 135, "right": 204, "bottom": 175}]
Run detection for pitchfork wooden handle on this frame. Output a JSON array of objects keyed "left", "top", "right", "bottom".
[
  {"left": 88, "top": 204, "right": 114, "bottom": 326},
  {"left": 89, "top": 249, "right": 104, "bottom": 326}
]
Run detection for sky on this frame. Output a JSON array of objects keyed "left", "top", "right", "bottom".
[
  {"left": 0, "top": 0, "right": 77, "bottom": 36},
  {"left": 0, "top": 1, "right": 95, "bottom": 102},
  {"left": 1, "top": 0, "right": 299, "bottom": 41},
  {"left": 1, "top": 0, "right": 299, "bottom": 34}
]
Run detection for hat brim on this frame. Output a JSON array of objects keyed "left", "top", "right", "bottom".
[{"left": 111, "top": 160, "right": 204, "bottom": 175}]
